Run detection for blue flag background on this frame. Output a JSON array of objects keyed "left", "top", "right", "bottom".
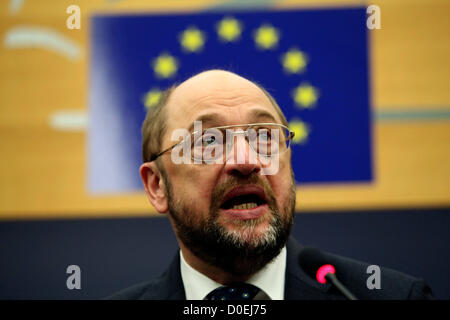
[{"left": 89, "top": 8, "right": 372, "bottom": 194}]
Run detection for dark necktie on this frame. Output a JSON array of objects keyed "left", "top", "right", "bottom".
[{"left": 205, "top": 283, "right": 260, "bottom": 300}]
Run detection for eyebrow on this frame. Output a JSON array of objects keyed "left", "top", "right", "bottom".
[
  {"left": 250, "top": 109, "right": 278, "bottom": 123},
  {"left": 187, "top": 113, "right": 224, "bottom": 133},
  {"left": 186, "top": 109, "right": 279, "bottom": 133}
]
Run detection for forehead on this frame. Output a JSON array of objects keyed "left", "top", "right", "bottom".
[{"left": 165, "top": 73, "right": 282, "bottom": 134}]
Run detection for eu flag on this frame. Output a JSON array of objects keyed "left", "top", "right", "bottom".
[{"left": 89, "top": 8, "right": 372, "bottom": 194}]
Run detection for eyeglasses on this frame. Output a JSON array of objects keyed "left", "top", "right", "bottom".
[{"left": 150, "top": 123, "right": 295, "bottom": 163}]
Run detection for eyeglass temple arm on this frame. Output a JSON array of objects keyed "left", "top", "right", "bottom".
[{"left": 150, "top": 143, "right": 179, "bottom": 162}]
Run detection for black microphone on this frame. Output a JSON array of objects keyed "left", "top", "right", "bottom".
[{"left": 299, "top": 246, "right": 358, "bottom": 300}]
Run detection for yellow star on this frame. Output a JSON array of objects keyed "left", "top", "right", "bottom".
[
  {"left": 143, "top": 88, "right": 162, "bottom": 109},
  {"left": 281, "top": 48, "right": 308, "bottom": 74},
  {"left": 152, "top": 53, "right": 178, "bottom": 79},
  {"left": 179, "top": 26, "right": 206, "bottom": 53},
  {"left": 253, "top": 24, "right": 280, "bottom": 50},
  {"left": 292, "top": 83, "right": 319, "bottom": 108},
  {"left": 216, "top": 16, "right": 242, "bottom": 42},
  {"left": 289, "top": 120, "right": 310, "bottom": 144}
]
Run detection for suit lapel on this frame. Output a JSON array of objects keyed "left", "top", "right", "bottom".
[
  {"left": 164, "top": 253, "right": 186, "bottom": 300},
  {"left": 139, "top": 251, "right": 186, "bottom": 300}
]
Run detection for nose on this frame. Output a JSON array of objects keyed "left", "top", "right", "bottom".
[{"left": 223, "top": 133, "right": 262, "bottom": 177}]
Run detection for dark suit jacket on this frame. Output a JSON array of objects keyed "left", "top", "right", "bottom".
[{"left": 106, "top": 237, "right": 433, "bottom": 300}]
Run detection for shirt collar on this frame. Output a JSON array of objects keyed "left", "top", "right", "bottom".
[{"left": 180, "top": 246, "right": 286, "bottom": 300}]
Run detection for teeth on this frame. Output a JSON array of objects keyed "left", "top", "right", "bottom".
[{"left": 231, "top": 202, "right": 258, "bottom": 210}]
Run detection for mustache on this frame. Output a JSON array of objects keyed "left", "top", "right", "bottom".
[{"left": 209, "top": 174, "right": 277, "bottom": 211}]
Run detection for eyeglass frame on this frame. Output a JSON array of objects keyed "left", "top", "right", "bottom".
[{"left": 149, "top": 122, "right": 295, "bottom": 162}]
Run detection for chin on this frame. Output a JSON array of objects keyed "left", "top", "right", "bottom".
[
  {"left": 221, "top": 213, "right": 269, "bottom": 230},
  {"left": 222, "top": 219, "right": 276, "bottom": 248}
]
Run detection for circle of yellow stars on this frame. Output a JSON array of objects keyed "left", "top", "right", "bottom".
[{"left": 148, "top": 16, "right": 320, "bottom": 144}]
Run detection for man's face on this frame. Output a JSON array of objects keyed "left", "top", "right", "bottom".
[{"left": 158, "top": 71, "right": 296, "bottom": 276}]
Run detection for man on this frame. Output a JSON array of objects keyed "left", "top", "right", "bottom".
[{"left": 108, "top": 70, "right": 433, "bottom": 300}]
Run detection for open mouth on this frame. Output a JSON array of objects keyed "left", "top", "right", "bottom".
[
  {"left": 220, "top": 186, "right": 268, "bottom": 211},
  {"left": 221, "top": 194, "right": 267, "bottom": 210}
]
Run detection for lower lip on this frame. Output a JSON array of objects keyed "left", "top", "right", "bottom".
[{"left": 219, "top": 204, "right": 268, "bottom": 220}]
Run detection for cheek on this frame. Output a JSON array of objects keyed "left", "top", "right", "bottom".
[
  {"left": 268, "top": 164, "right": 294, "bottom": 204},
  {"left": 168, "top": 164, "right": 221, "bottom": 208}
]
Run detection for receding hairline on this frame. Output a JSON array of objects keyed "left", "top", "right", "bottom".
[
  {"left": 172, "top": 69, "right": 255, "bottom": 93},
  {"left": 166, "top": 70, "right": 288, "bottom": 126}
]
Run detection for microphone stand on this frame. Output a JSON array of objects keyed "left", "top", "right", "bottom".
[{"left": 325, "top": 273, "right": 358, "bottom": 300}]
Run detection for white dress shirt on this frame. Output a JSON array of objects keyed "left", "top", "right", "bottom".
[{"left": 180, "top": 246, "right": 286, "bottom": 300}]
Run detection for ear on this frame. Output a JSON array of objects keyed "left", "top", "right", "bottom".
[{"left": 140, "top": 162, "right": 169, "bottom": 214}]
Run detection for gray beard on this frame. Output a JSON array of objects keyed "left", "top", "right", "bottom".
[{"left": 163, "top": 172, "right": 295, "bottom": 277}]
